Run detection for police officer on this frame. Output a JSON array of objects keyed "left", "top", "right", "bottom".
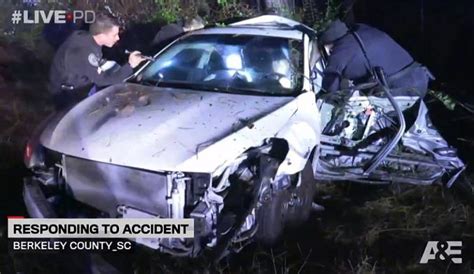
[
  {"left": 319, "top": 19, "right": 433, "bottom": 97},
  {"left": 49, "top": 13, "right": 145, "bottom": 109},
  {"left": 150, "top": 16, "right": 205, "bottom": 51}
]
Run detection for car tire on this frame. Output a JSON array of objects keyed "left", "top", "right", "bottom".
[
  {"left": 256, "top": 189, "right": 290, "bottom": 246},
  {"left": 285, "top": 158, "right": 316, "bottom": 226}
]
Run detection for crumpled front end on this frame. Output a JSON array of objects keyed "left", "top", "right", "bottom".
[{"left": 23, "top": 137, "right": 315, "bottom": 259}]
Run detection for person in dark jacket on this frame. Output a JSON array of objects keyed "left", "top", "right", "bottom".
[
  {"left": 150, "top": 16, "right": 205, "bottom": 52},
  {"left": 319, "top": 19, "right": 433, "bottom": 97},
  {"left": 49, "top": 13, "right": 145, "bottom": 109},
  {"left": 42, "top": 21, "right": 79, "bottom": 50}
]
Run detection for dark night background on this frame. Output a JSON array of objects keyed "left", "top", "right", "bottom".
[
  {"left": 355, "top": 0, "right": 474, "bottom": 94},
  {"left": 0, "top": 0, "right": 473, "bottom": 273},
  {"left": 354, "top": 0, "right": 474, "bottom": 164}
]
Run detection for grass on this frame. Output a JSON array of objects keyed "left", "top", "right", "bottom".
[{"left": 109, "top": 182, "right": 471, "bottom": 273}]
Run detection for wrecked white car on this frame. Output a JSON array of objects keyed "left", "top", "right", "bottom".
[
  {"left": 24, "top": 16, "right": 322, "bottom": 258},
  {"left": 23, "top": 16, "right": 471, "bottom": 259}
]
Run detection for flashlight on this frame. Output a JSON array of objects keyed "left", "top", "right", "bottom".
[{"left": 125, "top": 49, "right": 155, "bottom": 61}]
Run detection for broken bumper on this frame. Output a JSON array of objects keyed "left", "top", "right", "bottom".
[{"left": 23, "top": 177, "right": 56, "bottom": 218}]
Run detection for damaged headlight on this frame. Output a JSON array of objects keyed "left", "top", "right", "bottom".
[{"left": 24, "top": 139, "right": 45, "bottom": 169}]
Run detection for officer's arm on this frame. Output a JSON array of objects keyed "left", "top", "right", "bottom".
[
  {"left": 322, "top": 71, "right": 341, "bottom": 93},
  {"left": 322, "top": 44, "right": 353, "bottom": 93},
  {"left": 94, "top": 62, "right": 134, "bottom": 87},
  {"left": 67, "top": 47, "right": 133, "bottom": 87}
]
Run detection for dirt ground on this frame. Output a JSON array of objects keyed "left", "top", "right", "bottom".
[{"left": 0, "top": 36, "right": 473, "bottom": 274}]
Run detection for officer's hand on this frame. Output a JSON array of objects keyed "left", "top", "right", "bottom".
[
  {"left": 321, "top": 90, "right": 347, "bottom": 106},
  {"left": 128, "top": 51, "right": 146, "bottom": 68}
]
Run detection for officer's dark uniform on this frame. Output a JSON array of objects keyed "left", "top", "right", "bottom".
[
  {"left": 150, "top": 23, "right": 185, "bottom": 51},
  {"left": 49, "top": 30, "right": 133, "bottom": 108},
  {"left": 321, "top": 22, "right": 433, "bottom": 97}
]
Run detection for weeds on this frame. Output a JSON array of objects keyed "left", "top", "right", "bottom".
[
  {"left": 208, "top": 1, "right": 257, "bottom": 25},
  {"left": 153, "top": 0, "right": 182, "bottom": 24},
  {"left": 309, "top": 0, "right": 343, "bottom": 32}
]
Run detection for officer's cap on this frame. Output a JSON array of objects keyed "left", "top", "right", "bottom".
[{"left": 318, "top": 19, "right": 349, "bottom": 45}]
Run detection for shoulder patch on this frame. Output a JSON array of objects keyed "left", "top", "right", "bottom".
[{"left": 88, "top": 53, "right": 100, "bottom": 67}]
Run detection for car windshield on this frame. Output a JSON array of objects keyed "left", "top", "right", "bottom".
[{"left": 138, "top": 34, "right": 304, "bottom": 96}]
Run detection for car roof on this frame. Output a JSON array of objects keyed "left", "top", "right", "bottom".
[
  {"left": 189, "top": 15, "right": 315, "bottom": 41},
  {"left": 230, "top": 15, "right": 303, "bottom": 28}
]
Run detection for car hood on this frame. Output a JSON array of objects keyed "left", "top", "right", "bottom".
[{"left": 40, "top": 83, "right": 297, "bottom": 173}]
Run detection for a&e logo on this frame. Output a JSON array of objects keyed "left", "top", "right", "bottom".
[{"left": 419, "top": 241, "right": 462, "bottom": 264}]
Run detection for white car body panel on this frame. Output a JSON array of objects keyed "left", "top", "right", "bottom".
[
  {"left": 230, "top": 15, "right": 303, "bottom": 28},
  {"left": 189, "top": 27, "right": 303, "bottom": 40},
  {"left": 40, "top": 83, "right": 320, "bottom": 175},
  {"left": 273, "top": 91, "right": 320, "bottom": 175}
]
